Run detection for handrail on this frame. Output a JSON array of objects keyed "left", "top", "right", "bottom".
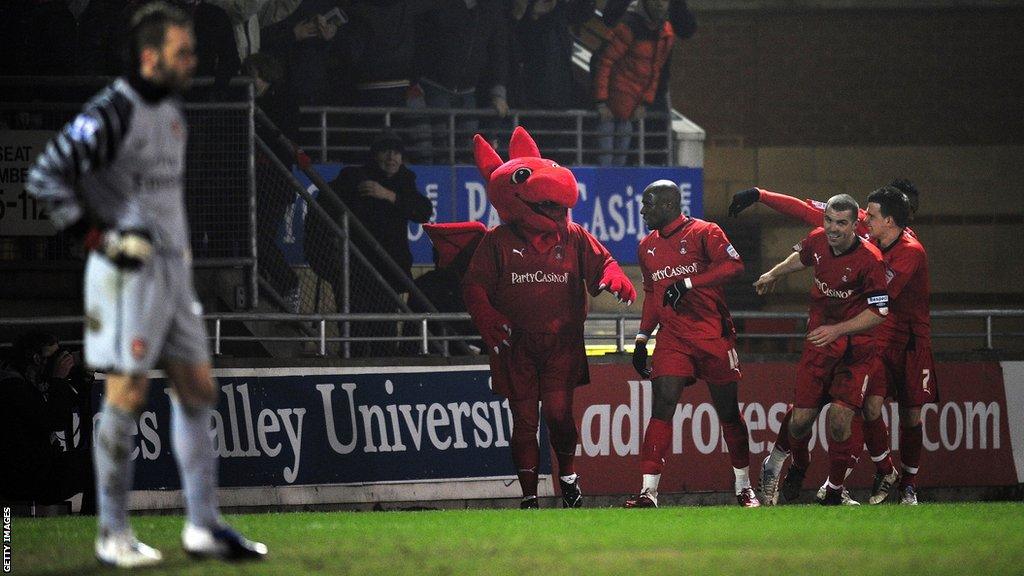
[{"left": 3, "top": 309, "right": 1022, "bottom": 356}]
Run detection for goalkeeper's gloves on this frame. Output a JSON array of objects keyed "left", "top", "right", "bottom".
[
  {"left": 728, "top": 187, "right": 760, "bottom": 217},
  {"left": 632, "top": 337, "right": 651, "bottom": 378},
  {"left": 86, "top": 228, "right": 154, "bottom": 270}
]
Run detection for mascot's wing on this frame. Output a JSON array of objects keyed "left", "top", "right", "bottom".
[{"left": 423, "top": 222, "right": 489, "bottom": 269}]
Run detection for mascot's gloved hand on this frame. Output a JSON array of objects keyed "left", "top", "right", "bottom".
[
  {"left": 632, "top": 339, "right": 651, "bottom": 378},
  {"left": 477, "top": 308, "right": 512, "bottom": 355},
  {"left": 464, "top": 284, "right": 512, "bottom": 354},
  {"left": 728, "top": 187, "right": 760, "bottom": 217},
  {"left": 85, "top": 227, "right": 153, "bottom": 270},
  {"left": 663, "top": 279, "right": 690, "bottom": 311},
  {"left": 597, "top": 263, "right": 636, "bottom": 305}
]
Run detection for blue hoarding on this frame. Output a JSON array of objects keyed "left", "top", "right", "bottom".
[
  {"left": 275, "top": 164, "right": 703, "bottom": 266},
  {"left": 96, "top": 367, "right": 550, "bottom": 490}
]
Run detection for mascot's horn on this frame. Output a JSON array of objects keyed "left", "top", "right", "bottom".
[
  {"left": 509, "top": 126, "right": 540, "bottom": 159},
  {"left": 473, "top": 134, "right": 503, "bottom": 179}
]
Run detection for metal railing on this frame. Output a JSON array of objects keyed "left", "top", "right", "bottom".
[
  {"left": 3, "top": 309, "right": 1022, "bottom": 357},
  {"left": 297, "top": 106, "right": 683, "bottom": 167}
]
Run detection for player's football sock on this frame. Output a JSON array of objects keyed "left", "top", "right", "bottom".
[
  {"left": 764, "top": 445, "right": 789, "bottom": 476},
  {"left": 826, "top": 430, "right": 856, "bottom": 489},
  {"left": 900, "top": 424, "right": 923, "bottom": 488},
  {"left": 94, "top": 402, "right": 137, "bottom": 535},
  {"left": 733, "top": 466, "right": 751, "bottom": 494},
  {"left": 775, "top": 409, "right": 794, "bottom": 452},
  {"left": 171, "top": 397, "right": 221, "bottom": 529},
  {"left": 863, "top": 415, "right": 896, "bottom": 475},
  {"left": 721, "top": 418, "right": 751, "bottom": 470},
  {"left": 640, "top": 418, "right": 672, "bottom": 475},
  {"left": 791, "top": 432, "right": 811, "bottom": 469},
  {"left": 642, "top": 474, "right": 661, "bottom": 499}
]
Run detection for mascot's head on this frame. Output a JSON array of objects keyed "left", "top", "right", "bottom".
[{"left": 473, "top": 126, "right": 578, "bottom": 233}]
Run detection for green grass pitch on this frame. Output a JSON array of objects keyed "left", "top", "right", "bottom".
[{"left": 11, "top": 502, "right": 1024, "bottom": 575}]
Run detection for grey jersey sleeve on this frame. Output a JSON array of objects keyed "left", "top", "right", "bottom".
[{"left": 26, "top": 85, "right": 133, "bottom": 230}]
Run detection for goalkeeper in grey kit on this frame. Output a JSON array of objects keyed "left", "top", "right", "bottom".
[{"left": 25, "top": 2, "right": 265, "bottom": 568}]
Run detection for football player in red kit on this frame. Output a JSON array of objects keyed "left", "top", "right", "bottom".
[
  {"left": 730, "top": 180, "right": 921, "bottom": 504},
  {"left": 625, "top": 180, "right": 761, "bottom": 508},
  {"left": 462, "top": 127, "right": 636, "bottom": 509},
  {"left": 863, "top": 185, "right": 935, "bottom": 505},
  {"left": 754, "top": 194, "right": 889, "bottom": 505}
]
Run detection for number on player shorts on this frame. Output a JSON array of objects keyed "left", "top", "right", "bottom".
[
  {"left": 727, "top": 348, "right": 739, "bottom": 371},
  {"left": 922, "top": 368, "right": 931, "bottom": 394}
]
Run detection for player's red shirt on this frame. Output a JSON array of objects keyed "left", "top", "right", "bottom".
[
  {"left": 758, "top": 189, "right": 916, "bottom": 240},
  {"left": 638, "top": 214, "right": 744, "bottom": 341},
  {"left": 464, "top": 222, "right": 614, "bottom": 334},
  {"left": 796, "top": 228, "right": 889, "bottom": 352},
  {"left": 875, "top": 231, "right": 931, "bottom": 347}
]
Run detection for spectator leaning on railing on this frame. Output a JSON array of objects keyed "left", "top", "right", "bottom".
[{"left": 591, "top": 0, "right": 675, "bottom": 166}]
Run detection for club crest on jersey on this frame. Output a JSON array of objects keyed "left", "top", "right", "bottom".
[
  {"left": 554, "top": 245, "right": 564, "bottom": 260},
  {"left": 171, "top": 119, "right": 185, "bottom": 140},
  {"left": 842, "top": 267, "right": 852, "bottom": 282},
  {"left": 131, "top": 337, "right": 148, "bottom": 360},
  {"left": 885, "top": 267, "right": 895, "bottom": 284},
  {"left": 679, "top": 240, "right": 688, "bottom": 255}
]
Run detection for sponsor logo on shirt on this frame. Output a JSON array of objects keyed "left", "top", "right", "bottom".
[
  {"left": 814, "top": 252, "right": 822, "bottom": 264},
  {"left": 651, "top": 262, "right": 700, "bottom": 283},
  {"left": 814, "top": 277, "right": 854, "bottom": 299},
  {"left": 867, "top": 294, "right": 889, "bottom": 306},
  {"left": 512, "top": 248, "right": 524, "bottom": 257},
  {"left": 510, "top": 270, "right": 570, "bottom": 284},
  {"left": 646, "top": 247, "right": 657, "bottom": 256},
  {"left": 726, "top": 244, "right": 740, "bottom": 260}
]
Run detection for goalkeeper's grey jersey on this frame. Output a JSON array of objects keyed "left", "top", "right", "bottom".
[{"left": 27, "top": 78, "right": 190, "bottom": 256}]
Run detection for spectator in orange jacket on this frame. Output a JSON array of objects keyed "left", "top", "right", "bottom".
[{"left": 591, "top": 0, "right": 675, "bottom": 166}]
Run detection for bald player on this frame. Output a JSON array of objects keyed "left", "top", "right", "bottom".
[{"left": 625, "top": 180, "right": 760, "bottom": 508}]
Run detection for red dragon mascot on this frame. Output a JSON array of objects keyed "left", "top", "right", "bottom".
[{"left": 425, "top": 127, "right": 635, "bottom": 508}]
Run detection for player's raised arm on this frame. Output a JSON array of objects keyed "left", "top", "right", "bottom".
[{"left": 754, "top": 250, "right": 806, "bottom": 295}]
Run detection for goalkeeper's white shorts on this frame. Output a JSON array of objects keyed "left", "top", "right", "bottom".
[{"left": 84, "top": 251, "right": 209, "bottom": 374}]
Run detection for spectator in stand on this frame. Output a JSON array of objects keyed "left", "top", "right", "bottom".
[
  {"left": 414, "top": 0, "right": 512, "bottom": 164},
  {"left": 260, "top": 0, "right": 345, "bottom": 106},
  {"left": 305, "top": 130, "right": 433, "bottom": 356},
  {"left": 245, "top": 53, "right": 304, "bottom": 312},
  {"left": 591, "top": 0, "right": 675, "bottom": 166},
  {"left": 0, "top": 332, "right": 96, "bottom": 513},
  {"left": 205, "top": 0, "right": 265, "bottom": 61},
  {"left": 602, "top": 0, "right": 695, "bottom": 39},
  {"left": 188, "top": 0, "right": 241, "bottom": 97},
  {"left": 511, "top": 0, "right": 594, "bottom": 111}
]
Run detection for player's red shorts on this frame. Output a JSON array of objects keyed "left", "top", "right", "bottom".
[
  {"left": 490, "top": 331, "right": 589, "bottom": 400},
  {"left": 794, "top": 339, "right": 875, "bottom": 410},
  {"left": 651, "top": 331, "right": 741, "bottom": 385},
  {"left": 878, "top": 340, "right": 938, "bottom": 407}
]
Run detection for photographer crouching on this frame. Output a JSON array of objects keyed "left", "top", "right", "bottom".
[{"left": 0, "top": 331, "right": 96, "bottom": 514}]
